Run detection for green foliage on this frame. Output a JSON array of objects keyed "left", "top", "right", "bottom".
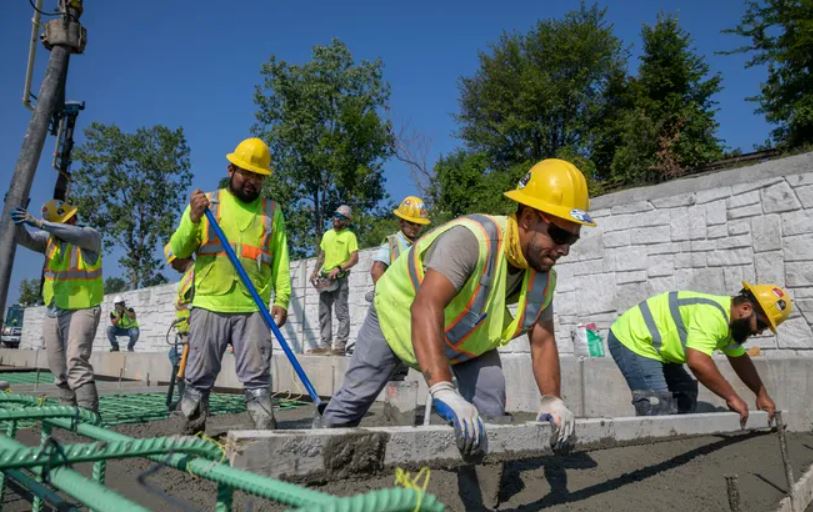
[
  {"left": 17, "top": 278, "right": 41, "bottom": 307},
  {"left": 253, "top": 38, "right": 394, "bottom": 257},
  {"left": 431, "top": 151, "right": 518, "bottom": 217},
  {"left": 72, "top": 123, "right": 192, "bottom": 289},
  {"left": 724, "top": 0, "right": 813, "bottom": 148},
  {"left": 456, "top": 3, "right": 626, "bottom": 171},
  {"left": 611, "top": 15, "right": 723, "bottom": 185},
  {"left": 103, "top": 277, "right": 128, "bottom": 294}
]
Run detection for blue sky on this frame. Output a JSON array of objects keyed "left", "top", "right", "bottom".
[{"left": 1, "top": 0, "right": 770, "bottom": 306}]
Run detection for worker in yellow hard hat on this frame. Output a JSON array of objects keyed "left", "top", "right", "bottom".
[
  {"left": 319, "top": 159, "right": 594, "bottom": 457},
  {"left": 168, "top": 137, "right": 291, "bottom": 434},
  {"left": 369, "top": 195, "right": 431, "bottom": 287},
  {"left": 608, "top": 281, "right": 793, "bottom": 427},
  {"left": 11, "top": 199, "right": 103, "bottom": 412}
]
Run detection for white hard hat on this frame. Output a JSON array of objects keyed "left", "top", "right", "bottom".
[
  {"left": 113, "top": 295, "right": 125, "bottom": 304},
  {"left": 335, "top": 205, "right": 352, "bottom": 220}
]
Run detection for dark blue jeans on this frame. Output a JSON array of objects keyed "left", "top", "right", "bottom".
[
  {"left": 107, "top": 326, "right": 139, "bottom": 351},
  {"left": 608, "top": 330, "right": 698, "bottom": 415}
]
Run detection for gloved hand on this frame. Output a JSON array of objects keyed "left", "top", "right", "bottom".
[
  {"left": 537, "top": 395, "right": 575, "bottom": 452},
  {"left": 10, "top": 207, "right": 42, "bottom": 228},
  {"left": 429, "top": 381, "right": 486, "bottom": 457}
]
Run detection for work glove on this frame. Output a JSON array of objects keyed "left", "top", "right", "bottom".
[
  {"left": 429, "top": 381, "right": 486, "bottom": 457},
  {"left": 537, "top": 395, "right": 575, "bottom": 453},
  {"left": 10, "top": 207, "right": 42, "bottom": 228}
]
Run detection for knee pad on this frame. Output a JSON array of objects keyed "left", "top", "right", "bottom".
[{"left": 631, "top": 390, "right": 677, "bottom": 416}]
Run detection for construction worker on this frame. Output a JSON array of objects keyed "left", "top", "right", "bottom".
[
  {"left": 308, "top": 205, "right": 359, "bottom": 356},
  {"left": 107, "top": 296, "right": 139, "bottom": 352},
  {"left": 320, "top": 159, "right": 595, "bottom": 456},
  {"left": 169, "top": 137, "right": 291, "bottom": 434},
  {"left": 609, "top": 283, "right": 792, "bottom": 426},
  {"left": 11, "top": 200, "right": 103, "bottom": 412},
  {"left": 369, "top": 195, "right": 431, "bottom": 287},
  {"left": 163, "top": 243, "right": 194, "bottom": 365}
]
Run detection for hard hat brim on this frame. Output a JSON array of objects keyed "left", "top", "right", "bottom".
[
  {"left": 226, "top": 153, "right": 272, "bottom": 176},
  {"left": 393, "top": 209, "right": 430, "bottom": 225},
  {"left": 504, "top": 190, "right": 597, "bottom": 227},
  {"left": 58, "top": 205, "right": 78, "bottom": 224},
  {"left": 741, "top": 280, "right": 778, "bottom": 333}
]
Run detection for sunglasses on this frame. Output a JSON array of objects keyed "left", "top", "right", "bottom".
[
  {"left": 334, "top": 213, "right": 350, "bottom": 221},
  {"left": 537, "top": 213, "right": 580, "bottom": 246}
]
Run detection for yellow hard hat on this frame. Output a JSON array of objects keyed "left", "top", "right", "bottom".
[
  {"left": 41, "top": 199, "right": 78, "bottom": 223},
  {"left": 504, "top": 159, "right": 596, "bottom": 227},
  {"left": 741, "top": 281, "right": 793, "bottom": 333},
  {"left": 393, "top": 195, "right": 430, "bottom": 225},
  {"left": 226, "top": 138, "right": 272, "bottom": 176}
]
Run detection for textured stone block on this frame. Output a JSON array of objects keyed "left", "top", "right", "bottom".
[
  {"left": 707, "top": 224, "right": 727, "bottom": 239},
  {"left": 670, "top": 207, "right": 690, "bottom": 241},
  {"left": 783, "top": 235, "right": 813, "bottom": 262},
  {"left": 691, "top": 240, "right": 715, "bottom": 251},
  {"left": 795, "top": 185, "right": 813, "bottom": 208},
  {"left": 688, "top": 213, "right": 707, "bottom": 240},
  {"left": 616, "top": 271, "right": 647, "bottom": 284},
  {"left": 572, "top": 274, "right": 617, "bottom": 314},
  {"left": 603, "top": 230, "right": 630, "bottom": 248},
  {"left": 717, "top": 234, "right": 752, "bottom": 250},
  {"left": 614, "top": 281, "right": 655, "bottom": 312},
  {"left": 776, "top": 316, "right": 813, "bottom": 349},
  {"left": 728, "top": 203, "right": 763, "bottom": 219},
  {"left": 614, "top": 248, "right": 648, "bottom": 271},
  {"left": 706, "top": 248, "right": 753, "bottom": 267},
  {"left": 647, "top": 255, "right": 674, "bottom": 277},
  {"left": 568, "top": 231, "right": 603, "bottom": 261},
  {"left": 675, "top": 268, "right": 725, "bottom": 293},
  {"left": 755, "top": 251, "right": 785, "bottom": 284},
  {"left": 787, "top": 262, "right": 813, "bottom": 287},
  {"left": 674, "top": 252, "right": 693, "bottom": 269},
  {"left": 696, "top": 187, "right": 732, "bottom": 204},
  {"left": 611, "top": 201, "right": 654, "bottom": 214},
  {"left": 762, "top": 181, "right": 801, "bottom": 213},
  {"left": 651, "top": 194, "right": 695, "bottom": 208},
  {"left": 704, "top": 200, "right": 727, "bottom": 226},
  {"left": 648, "top": 276, "right": 676, "bottom": 292},
  {"left": 732, "top": 177, "right": 785, "bottom": 195},
  {"left": 781, "top": 210, "right": 813, "bottom": 236},
  {"left": 751, "top": 215, "right": 782, "bottom": 252},
  {"left": 630, "top": 226, "right": 671, "bottom": 245},
  {"left": 727, "top": 220, "right": 750, "bottom": 236},
  {"left": 728, "top": 190, "right": 761, "bottom": 208}
]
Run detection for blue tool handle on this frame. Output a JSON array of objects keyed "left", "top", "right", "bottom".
[{"left": 203, "top": 208, "right": 322, "bottom": 407}]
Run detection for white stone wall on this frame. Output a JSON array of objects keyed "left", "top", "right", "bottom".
[{"left": 20, "top": 152, "right": 813, "bottom": 356}]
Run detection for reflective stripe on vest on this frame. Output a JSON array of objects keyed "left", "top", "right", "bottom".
[
  {"left": 638, "top": 291, "right": 728, "bottom": 352},
  {"left": 387, "top": 234, "right": 402, "bottom": 262},
  {"left": 43, "top": 243, "right": 102, "bottom": 281},
  {"left": 510, "top": 269, "right": 553, "bottom": 338},
  {"left": 406, "top": 214, "right": 502, "bottom": 351},
  {"left": 197, "top": 190, "right": 277, "bottom": 265}
]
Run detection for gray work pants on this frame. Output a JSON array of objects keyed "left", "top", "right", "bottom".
[
  {"left": 185, "top": 308, "right": 273, "bottom": 392},
  {"left": 318, "top": 277, "right": 350, "bottom": 349},
  {"left": 42, "top": 306, "right": 101, "bottom": 390},
  {"left": 321, "top": 304, "right": 506, "bottom": 427}
]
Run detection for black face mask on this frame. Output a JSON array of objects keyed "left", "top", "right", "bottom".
[
  {"left": 730, "top": 315, "right": 753, "bottom": 344},
  {"left": 229, "top": 175, "right": 261, "bottom": 203}
]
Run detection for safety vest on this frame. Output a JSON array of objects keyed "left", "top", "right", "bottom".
[
  {"left": 385, "top": 231, "right": 412, "bottom": 264},
  {"left": 175, "top": 265, "right": 195, "bottom": 334},
  {"left": 193, "top": 188, "right": 279, "bottom": 312},
  {"left": 375, "top": 214, "right": 556, "bottom": 367},
  {"left": 112, "top": 309, "right": 139, "bottom": 329},
  {"left": 42, "top": 236, "right": 103, "bottom": 310},
  {"left": 610, "top": 291, "right": 743, "bottom": 364}
]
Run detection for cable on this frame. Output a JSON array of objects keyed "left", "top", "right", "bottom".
[{"left": 27, "top": 0, "right": 62, "bottom": 17}]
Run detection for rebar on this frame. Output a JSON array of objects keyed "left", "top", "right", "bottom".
[{"left": 288, "top": 487, "right": 446, "bottom": 512}]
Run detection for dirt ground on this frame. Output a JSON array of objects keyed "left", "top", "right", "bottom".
[{"left": 2, "top": 402, "right": 812, "bottom": 512}]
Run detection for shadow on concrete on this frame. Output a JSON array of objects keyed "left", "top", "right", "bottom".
[
  {"left": 752, "top": 472, "right": 788, "bottom": 493},
  {"left": 498, "top": 431, "right": 770, "bottom": 511}
]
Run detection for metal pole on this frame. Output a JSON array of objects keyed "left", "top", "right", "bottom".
[{"left": 776, "top": 411, "right": 797, "bottom": 510}]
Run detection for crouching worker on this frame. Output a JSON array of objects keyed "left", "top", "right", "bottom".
[
  {"left": 609, "top": 282, "right": 792, "bottom": 426},
  {"left": 320, "top": 159, "right": 596, "bottom": 456},
  {"left": 168, "top": 137, "right": 291, "bottom": 434},
  {"left": 11, "top": 200, "right": 103, "bottom": 412}
]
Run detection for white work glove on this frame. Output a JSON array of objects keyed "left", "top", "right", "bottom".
[
  {"left": 429, "top": 381, "right": 486, "bottom": 457},
  {"left": 537, "top": 395, "right": 575, "bottom": 453},
  {"left": 10, "top": 207, "right": 42, "bottom": 228}
]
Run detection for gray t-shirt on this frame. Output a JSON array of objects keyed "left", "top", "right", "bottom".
[{"left": 423, "top": 226, "right": 553, "bottom": 323}]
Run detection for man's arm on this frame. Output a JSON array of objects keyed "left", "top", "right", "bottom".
[
  {"left": 110, "top": 312, "right": 119, "bottom": 326},
  {"left": 728, "top": 353, "right": 776, "bottom": 418},
  {"left": 39, "top": 222, "right": 101, "bottom": 253},
  {"left": 370, "top": 261, "right": 388, "bottom": 284},
  {"left": 14, "top": 225, "right": 48, "bottom": 253},
  {"left": 411, "top": 269, "right": 457, "bottom": 385},
  {"left": 126, "top": 308, "right": 137, "bottom": 321},
  {"left": 686, "top": 348, "right": 749, "bottom": 425},
  {"left": 310, "top": 251, "right": 325, "bottom": 280},
  {"left": 342, "top": 250, "right": 359, "bottom": 271},
  {"left": 169, "top": 202, "right": 203, "bottom": 260},
  {"left": 528, "top": 319, "right": 561, "bottom": 397}
]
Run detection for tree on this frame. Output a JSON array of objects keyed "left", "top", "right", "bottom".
[
  {"left": 18, "top": 278, "right": 41, "bottom": 307},
  {"left": 611, "top": 15, "right": 723, "bottom": 185},
  {"left": 103, "top": 277, "right": 128, "bottom": 294},
  {"left": 724, "top": 0, "right": 813, "bottom": 148},
  {"left": 72, "top": 123, "right": 192, "bottom": 289},
  {"left": 456, "top": 4, "right": 626, "bottom": 172},
  {"left": 253, "top": 38, "right": 394, "bottom": 256}
]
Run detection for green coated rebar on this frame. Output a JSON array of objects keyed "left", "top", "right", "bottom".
[
  {"left": 3, "top": 468, "right": 80, "bottom": 511},
  {"left": 0, "top": 404, "right": 100, "bottom": 424},
  {"left": 288, "top": 488, "right": 446, "bottom": 512},
  {"left": 0, "top": 418, "right": 17, "bottom": 505},
  {"left": 0, "top": 429, "right": 150, "bottom": 512},
  {"left": 0, "top": 371, "right": 54, "bottom": 384},
  {"left": 216, "top": 482, "right": 234, "bottom": 512},
  {"left": 92, "top": 458, "right": 106, "bottom": 486},
  {"left": 0, "top": 435, "right": 223, "bottom": 470}
]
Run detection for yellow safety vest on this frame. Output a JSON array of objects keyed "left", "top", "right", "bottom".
[
  {"left": 375, "top": 214, "right": 556, "bottom": 367},
  {"left": 385, "top": 231, "right": 411, "bottom": 263},
  {"left": 42, "top": 237, "right": 103, "bottom": 310},
  {"left": 193, "top": 188, "right": 280, "bottom": 312},
  {"left": 175, "top": 265, "right": 195, "bottom": 333},
  {"left": 112, "top": 309, "right": 139, "bottom": 329}
]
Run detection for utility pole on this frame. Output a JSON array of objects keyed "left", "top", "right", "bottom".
[{"left": 0, "top": 0, "right": 86, "bottom": 328}]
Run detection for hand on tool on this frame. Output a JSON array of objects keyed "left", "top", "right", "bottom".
[
  {"left": 188, "top": 189, "right": 210, "bottom": 223},
  {"left": 271, "top": 306, "right": 288, "bottom": 327},
  {"left": 10, "top": 207, "right": 42, "bottom": 228},
  {"left": 328, "top": 267, "right": 342, "bottom": 280},
  {"left": 429, "top": 381, "right": 486, "bottom": 457},
  {"left": 726, "top": 395, "right": 749, "bottom": 428},
  {"left": 537, "top": 395, "right": 575, "bottom": 453},
  {"left": 755, "top": 391, "right": 776, "bottom": 423}
]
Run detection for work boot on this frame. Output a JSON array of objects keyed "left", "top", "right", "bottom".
[
  {"left": 306, "top": 345, "right": 331, "bottom": 356},
  {"left": 74, "top": 382, "right": 99, "bottom": 412},
  {"left": 56, "top": 383, "right": 76, "bottom": 406},
  {"left": 180, "top": 387, "right": 209, "bottom": 435},
  {"left": 109, "top": 346, "right": 119, "bottom": 352},
  {"left": 330, "top": 346, "right": 346, "bottom": 356},
  {"left": 245, "top": 387, "right": 277, "bottom": 429}
]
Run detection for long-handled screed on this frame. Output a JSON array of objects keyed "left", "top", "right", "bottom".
[{"left": 203, "top": 208, "right": 323, "bottom": 412}]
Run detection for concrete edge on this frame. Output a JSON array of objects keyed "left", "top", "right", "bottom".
[{"left": 776, "top": 460, "right": 813, "bottom": 512}]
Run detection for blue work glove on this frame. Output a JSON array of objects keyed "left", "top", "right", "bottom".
[
  {"left": 429, "top": 381, "right": 486, "bottom": 457},
  {"left": 537, "top": 395, "right": 576, "bottom": 453},
  {"left": 10, "top": 208, "right": 42, "bottom": 228}
]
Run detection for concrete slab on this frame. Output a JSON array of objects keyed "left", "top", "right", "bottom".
[{"left": 228, "top": 411, "right": 772, "bottom": 480}]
